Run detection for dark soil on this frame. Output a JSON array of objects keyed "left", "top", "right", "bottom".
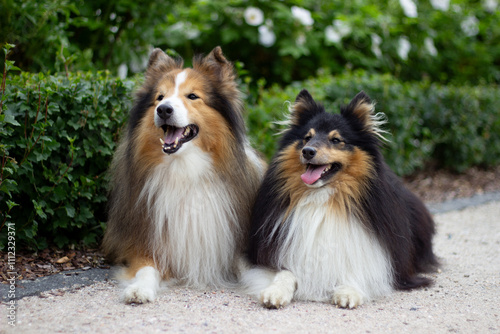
[{"left": 404, "top": 165, "right": 500, "bottom": 203}]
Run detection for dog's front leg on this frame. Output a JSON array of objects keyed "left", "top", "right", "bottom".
[
  {"left": 260, "top": 270, "right": 297, "bottom": 309},
  {"left": 122, "top": 257, "right": 161, "bottom": 304}
]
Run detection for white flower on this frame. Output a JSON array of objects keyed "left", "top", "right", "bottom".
[
  {"left": 371, "top": 34, "right": 383, "bottom": 58},
  {"left": 397, "top": 36, "right": 411, "bottom": 60},
  {"left": 244, "top": 7, "right": 264, "bottom": 26},
  {"left": 461, "top": 16, "right": 479, "bottom": 37},
  {"left": 484, "top": 0, "right": 498, "bottom": 12},
  {"left": 117, "top": 63, "right": 128, "bottom": 79},
  {"left": 424, "top": 37, "right": 438, "bottom": 57},
  {"left": 129, "top": 54, "right": 149, "bottom": 73},
  {"left": 169, "top": 22, "right": 200, "bottom": 40},
  {"left": 291, "top": 6, "right": 314, "bottom": 26},
  {"left": 185, "top": 26, "right": 200, "bottom": 40},
  {"left": 430, "top": 0, "right": 450, "bottom": 11},
  {"left": 258, "top": 25, "right": 276, "bottom": 47},
  {"left": 325, "top": 26, "right": 342, "bottom": 44},
  {"left": 325, "top": 20, "right": 351, "bottom": 44},
  {"left": 452, "top": 4, "right": 462, "bottom": 13},
  {"left": 333, "top": 20, "right": 351, "bottom": 37},
  {"left": 399, "top": 0, "right": 418, "bottom": 18}
]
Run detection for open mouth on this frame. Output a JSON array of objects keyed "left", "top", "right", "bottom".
[
  {"left": 301, "top": 163, "right": 342, "bottom": 185},
  {"left": 159, "top": 124, "right": 199, "bottom": 154}
]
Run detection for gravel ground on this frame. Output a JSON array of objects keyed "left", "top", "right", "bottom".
[{"left": 2, "top": 200, "right": 499, "bottom": 334}]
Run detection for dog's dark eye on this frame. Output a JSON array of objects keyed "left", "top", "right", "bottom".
[
  {"left": 331, "top": 138, "right": 341, "bottom": 144},
  {"left": 187, "top": 93, "right": 199, "bottom": 100},
  {"left": 304, "top": 136, "right": 312, "bottom": 142},
  {"left": 157, "top": 94, "right": 164, "bottom": 101}
]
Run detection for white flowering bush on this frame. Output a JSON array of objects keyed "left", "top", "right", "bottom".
[
  {"left": 139, "top": 0, "right": 499, "bottom": 86},
  {"left": 2, "top": 0, "right": 499, "bottom": 86}
]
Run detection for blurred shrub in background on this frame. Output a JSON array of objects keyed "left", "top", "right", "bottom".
[
  {"left": 0, "top": 52, "right": 134, "bottom": 249},
  {"left": 1, "top": 0, "right": 499, "bottom": 86}
]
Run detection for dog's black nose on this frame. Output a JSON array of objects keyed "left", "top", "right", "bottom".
[
  {"left": 302, "top": 147, "right": 316, "bottom": 160},
  {"left": 157, "top": 104, "right": 174, "bottom": 120}
]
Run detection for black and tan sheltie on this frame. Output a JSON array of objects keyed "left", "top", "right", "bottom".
[
  {"left": 241, "top": 89, "right": 438, "bottom": 309},
  {"left": 102, "top": 47, "right": 265, "bottom": 304}
]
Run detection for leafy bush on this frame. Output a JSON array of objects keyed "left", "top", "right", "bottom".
[
  {"left": 2, "top": 0, "right": 499, "bottom": 86},
  {"left": 0, "top": 54, "right": 134, "bottom": 250},
  {"left": 247, "top": 71, "right": 500, "bottom": 175}
]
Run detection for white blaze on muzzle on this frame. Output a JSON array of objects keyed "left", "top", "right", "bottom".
[
  {"left": 154, "top": 70, "right": 190, "bottom": 128},
  {"left": 154, "top": 70, "right": 199, "bottom": 155}
]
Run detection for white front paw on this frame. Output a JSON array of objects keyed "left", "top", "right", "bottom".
[
  {"left": 122, "top": 284, "right": 156, "bottom": 304},
  {"left": 259, "top": 270, "right": 297, "bottom": 309},
  {"left": 121, "top": 266, "right": 160, "bottom": 304},
  {"left": 260, "top": 284, "right": 294, "bottom": 309},
  {"left": 333, "top": 285, "right": 364, "bottom": 309}
]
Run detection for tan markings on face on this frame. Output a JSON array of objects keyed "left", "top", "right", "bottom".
[
  {"left": 277, "top": 142, "right": 310, "bottom": 218},
  {"left": 154, "top": 72, "right": 179, "bottom": 104},
  {"left": 303, "top": 128, "right": 315, "bottom": 144},
  {"left": 314, "top": 146, "right": 374, "bottom": 186},
  {"left": 302, "top": 142, "right": 349, "bottom": 166},
  {"left": 180, "top": 70, "right": 235, "bottom": 168},
  {"left": 279, "top": 141, "right": 375, "bottom": 220},
  {"left": 328, "top": 130, "right": 339, "bottom": 140},
  {"left": 330, "top": 147, "right": 374, "bottom": 216},
  {"left": 329, "top": 130, "right": 346, "bottom": 149}
]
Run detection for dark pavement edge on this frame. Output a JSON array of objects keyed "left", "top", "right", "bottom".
[{"left": 2, "top": 191, "right": 500, "bottom": 301}]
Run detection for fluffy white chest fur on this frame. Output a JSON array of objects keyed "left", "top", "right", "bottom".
[
  {"left": 276, "top": 188, "right": 394, "bottom": 302},
  {"left": 138, "top": 145, "right": 240, "bottom": 287}
]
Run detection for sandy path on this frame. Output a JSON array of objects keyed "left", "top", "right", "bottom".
[{"left": 2, "top": 201, "right": 499, "bottom": 333}]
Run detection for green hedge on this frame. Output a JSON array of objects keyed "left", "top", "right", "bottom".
[
  {"left": 1, "top": 70, "right": 499, "bottom": 250},
  {"left": 247, "top": 71, "right": 500, "bottom": 175},
  {"left": 0, "top": 71, "right": 134, "bottom": 250}
]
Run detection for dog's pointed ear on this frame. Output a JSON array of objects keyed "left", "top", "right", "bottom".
[
  {"left": 146, "top": 48, "right": 183, "bottom": 74},
  {"left": 193, "top": 46, "right": 236, "bottom": 82},
  {"left": 343, "top": 91, "right": 373, "bottom": 125},
  {"left": 342, "top": 91, "right": 388, "bottom": 140},
  {"left": 205, "top": 46, "right": 229, "bottom": 66},
  {"left": 288, "top": 89, "right": 325, "bottom": 127}
]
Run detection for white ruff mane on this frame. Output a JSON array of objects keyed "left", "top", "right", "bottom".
[
  {"left": 275, "top": 188, "right": 394, "bottom": 302},
  {"left": 138, "top": 145, "right": 240, "bottom": 287}
]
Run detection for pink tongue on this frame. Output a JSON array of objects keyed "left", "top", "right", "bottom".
[
  {"left": 301, "top": 165, "right": 329, "bottom": 185},
  {"left": 164, "top": 127, "right": 184, "bottom": 144}
]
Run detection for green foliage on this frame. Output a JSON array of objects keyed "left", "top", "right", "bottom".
[
  {"left": 0, "top": 61, "right": 134, "bottom": 250},
  {"left": 1, "top": 0, "right": 499, "bottom": 86},
  {"left": 247, "top": 71, "right": 500, "bottom": 175}
]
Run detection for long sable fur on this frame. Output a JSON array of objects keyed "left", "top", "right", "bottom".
[
  {"left": 103, "top": 47, "right": 263, "bottom": 284},
  {"left": 248, "top": 89, "right": 438, "bottom": 290}
]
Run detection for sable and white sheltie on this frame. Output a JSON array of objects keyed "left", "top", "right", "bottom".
[
  {"left": 242, "top": 89, "right": 438, "bottom": 309},
  {"left": 102, "top": 47, "right": 264, "bottom": 304}
]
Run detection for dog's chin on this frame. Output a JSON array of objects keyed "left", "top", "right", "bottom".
[
  {"left": 304, "top": 180, "right": 326, "bottom": 188},
  {"left": 159, "top": 124, "right": 199, "bottom": 155}
]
